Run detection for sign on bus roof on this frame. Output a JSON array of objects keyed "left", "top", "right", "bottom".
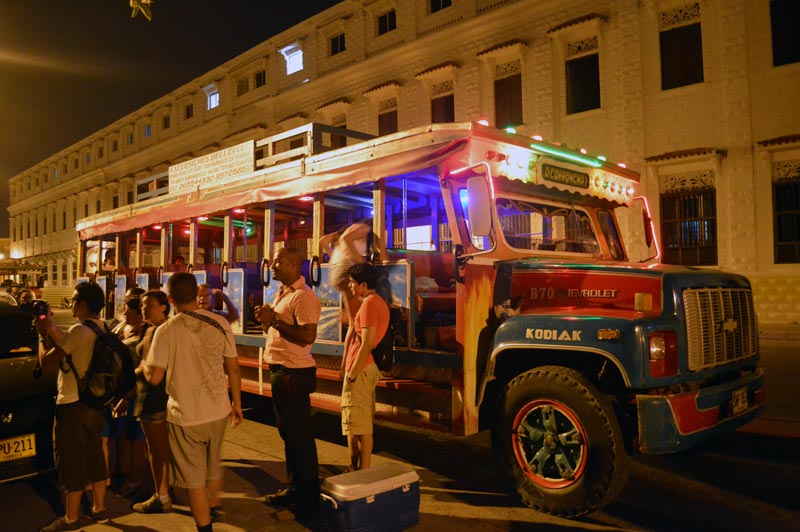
[
  {"left": 168, "top": 140, "right": 255, "bottom": 195},
  {"left": 541, "top": 164, "right": 590, "bottom": 189}
]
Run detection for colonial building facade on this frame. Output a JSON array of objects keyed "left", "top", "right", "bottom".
[{"left": 7, "top": 0, "right": 800, "bottom": 323}]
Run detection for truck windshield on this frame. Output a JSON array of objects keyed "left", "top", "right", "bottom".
[{"left": 495, "top": 197, "right": 599, "bottom": 254}]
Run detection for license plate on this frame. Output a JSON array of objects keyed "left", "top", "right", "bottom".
[
  {"left": 731, "top": 387, "right": 748, "bottom": 415},
  {"left": 0, "top": 433, "right": 37, "bottom": 463}
]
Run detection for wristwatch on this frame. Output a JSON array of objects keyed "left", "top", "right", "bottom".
[{"left": 270, "top": 317, "right": 281, "bottom": 330}]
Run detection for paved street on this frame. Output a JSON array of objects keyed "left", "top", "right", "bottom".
[{"left": 4, "top": 311, "right": 797, "bottom": 531}]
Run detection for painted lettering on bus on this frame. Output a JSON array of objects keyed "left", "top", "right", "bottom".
[
  {"left": 541, "top": 164, "right": 590, "bottom": 189},
  {"left": 525, "top": 328, "right": 582, "bottom": 341},
  {"left": 567, "top": 288, "right": 618, "bottom": 299}
]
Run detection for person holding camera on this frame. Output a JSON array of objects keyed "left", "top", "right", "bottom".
[{"left": 36, "top": 282, "right": 110, "bottom": 532}]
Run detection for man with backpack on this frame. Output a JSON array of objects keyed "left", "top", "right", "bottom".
[
  {"left": 143, "top": 272, "right": 243, "bottom": 532},
  {"left": 339, "top": 263, "right": 390, "bottom": 471},
  {"left": 36, "top": 282, "right": 115, "bottom": 532}
]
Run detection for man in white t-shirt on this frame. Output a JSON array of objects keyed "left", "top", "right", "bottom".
[
  {"left": 144, "top": 273, "right": 243, "bottom": 532},
  {"left": 36, "top": 282, "right": 110, "bottom": 532}
]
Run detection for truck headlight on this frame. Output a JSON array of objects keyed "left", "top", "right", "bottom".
[{"left": 649, "top": 331, "right": 678, "bottom": 377}]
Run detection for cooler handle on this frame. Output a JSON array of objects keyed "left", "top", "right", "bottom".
[{"left": 320, "top": 492, "right": 338, "bottom": 511}]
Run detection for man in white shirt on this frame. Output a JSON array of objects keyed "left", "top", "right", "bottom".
[{"left": 144, "top": 273, "right": 243, "bottom": 532}]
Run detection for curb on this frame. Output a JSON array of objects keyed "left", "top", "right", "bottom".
[
  {"left": 759, "top": 325, "right": 800, "bottom": 342},
  {"left": 736, "top": 415, "right": 800, "bottom": 440}
]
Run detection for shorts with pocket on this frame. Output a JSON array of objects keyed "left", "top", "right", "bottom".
[
  {"left": 341, "top": 363, "right": 380, "bottom": 436},
  {"left": 167, "top": 416, "right": 228, "bottom": 489}
]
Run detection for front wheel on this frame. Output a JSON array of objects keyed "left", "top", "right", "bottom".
[{"left": 492, "top": 366, "right": 629, "bottom": 517}]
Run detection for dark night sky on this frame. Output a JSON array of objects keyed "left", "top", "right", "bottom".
[{"left": 0, "top": 0, "right": 341, "bottom": 237}]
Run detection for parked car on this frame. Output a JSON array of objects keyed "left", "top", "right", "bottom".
[{"left": 0, "top": 303, "right": 57, "bottom": 483}]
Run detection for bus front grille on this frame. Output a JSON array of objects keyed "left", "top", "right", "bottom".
[{"left": 683, "top": 287, "right": 758, "bottom": 371}]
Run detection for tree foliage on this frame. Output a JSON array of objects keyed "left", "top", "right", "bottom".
[{"left": 130, "top": 0, "right": 153, "bottom": 21}]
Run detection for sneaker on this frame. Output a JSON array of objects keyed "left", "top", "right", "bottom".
[
  {"left": 39, "top": 516, "right": 82, "bottom": 532},
  {"left": 90, "top": 508, "right": 109, "bottom": 523},
  {"left": 132, "top": 493, "right": 172, "bottom": 514},
  {"left": 265, "top": 487, "right": 296, "bottom": 506}
]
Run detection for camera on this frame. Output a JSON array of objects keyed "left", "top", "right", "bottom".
[{"left": 31, "top": 299, "right": 49, "bottom": 321}]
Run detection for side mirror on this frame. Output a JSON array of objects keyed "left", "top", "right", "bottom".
[{"left": 467, "top": 176, "right": 492, "bottom": 237}]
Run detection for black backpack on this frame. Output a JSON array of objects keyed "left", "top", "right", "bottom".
[
  {"left": 67, "top": 320, "right": 136, "bottom": 409},
  {"left": 372, "top": 309, "right": 399, "bottom": 373}
]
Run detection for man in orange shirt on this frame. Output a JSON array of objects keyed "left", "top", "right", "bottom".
[{"left": 340, "top": 263, "right": 389, "bottom": 471}]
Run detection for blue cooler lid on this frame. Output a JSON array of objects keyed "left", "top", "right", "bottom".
[{"left": 321, "top": 462, "right": 419, "bottom": 502}]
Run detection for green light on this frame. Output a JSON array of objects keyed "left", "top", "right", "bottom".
[
  {"left": 530, "top": 142, "right": 603, "bottom": 168},
  {"left": 199, "top": 217, "right": 253, "bottom": 230},
  {"left": 597, "top": 155, "right": 607, "bottom": 161},
  {"left": 504, "top": 126, "right": 517, "bottom": 134}
]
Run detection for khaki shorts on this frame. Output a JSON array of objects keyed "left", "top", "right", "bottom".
[
  {"left": 167, "top": 417, "right": 228, "bottom": 489},
  {"left": 341, "top": 363, "right": 380, "bottom": 436}
]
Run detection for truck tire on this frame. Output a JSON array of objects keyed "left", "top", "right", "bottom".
[{"left": 492, "top": 365, "right": 629, "bottom": 517}]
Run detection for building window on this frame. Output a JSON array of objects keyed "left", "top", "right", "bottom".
[
  {"left": 204, "top": 84, "right": 220, "bottom": 110},
  {"left": 771, "top": 0, "right": 800, "bottom": 66},
  {"left": 659, "top": 3, "right": 703, "bottom": 90},
  {"left": 279, "top": 43, "right": 304, "bottom": 75},
  {"left": 566, "top": 53, "right": 600, "bottom": 114},
  {"left": 127, "top": 190, "right": 134, "bottom": 204},
  {"left": 430, "top": 0, "right": 451, "bottom": 14},
  {"left": 378, "top": 10, "right": 396, "bottom": 35},
  {"left": 62, "top": 163, "right": 67, "bottom": 175},
  {"left": 112, "top": 139, "right": 118, "bottom": 152},
  {"left": 661, "top": 185, "right": 717, "bottom": 266},
  {"left": 431, "top": 80, "right": 455, "bottom": 123},
  {"left": 280, "top": 44, "right": 304, "bottom": 76},
  {"left": 237, "top": 77, "right": 250, "bottom": 96},
  {"left": 97, "top": 146, "right": 103, "bottom": 159},
  {"left": 84, "top": 152, "right": 90, "bottom": 164},
  {"left": 62, "top": 211, "right": 67, "bottom": 230},
  {"left": 379, "top": 109, "right": 398, "bottom": 136},
  {"left": 127, "top": 132, "right": 134, "bottom": 145},
  {"left": 162, "top": 115, "right": 170, "bottom": 129},
  {"left": 84, "top": 204, "right": 89, "bottom": 217},
  {"left": 495, "top": 60, "right": 523, "bottom": 127},
  {"left": 330, "top": 114, "right": 347, "bottom": 149},
  {"left": 144, "top": 124, "right": 152, "bottom": 137},
  {"left": 185, "top": 103, "right": 194, "bottom": 120},
  {"left": 773, "top": 160, "right": 800, "bottom": 263},
  {"left": 96, "top": 199, "right": 101, "bottom": 213},
  {"left": 112, "top": 195, "right": 119, "bottom": 209},
  {"left": 432, "top": 94, "right": 454, "bottom": 123},
  {"left": 255, "top": 70, "right": 266, "bottom": 88},
  {"left": 73, "top": 159, "right": 79, "bottom": 169},
  {"left": 330, "top": 33, "right": 346, "bottom": 56}
]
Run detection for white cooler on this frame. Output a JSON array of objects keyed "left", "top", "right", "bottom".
[{"left": 320, "top": 462, "right": 420, "bottom": 532}]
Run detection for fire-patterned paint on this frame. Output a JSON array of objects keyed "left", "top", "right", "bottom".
[{"left": 455, "top": 260, "right": 497, "bottom": 435}]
